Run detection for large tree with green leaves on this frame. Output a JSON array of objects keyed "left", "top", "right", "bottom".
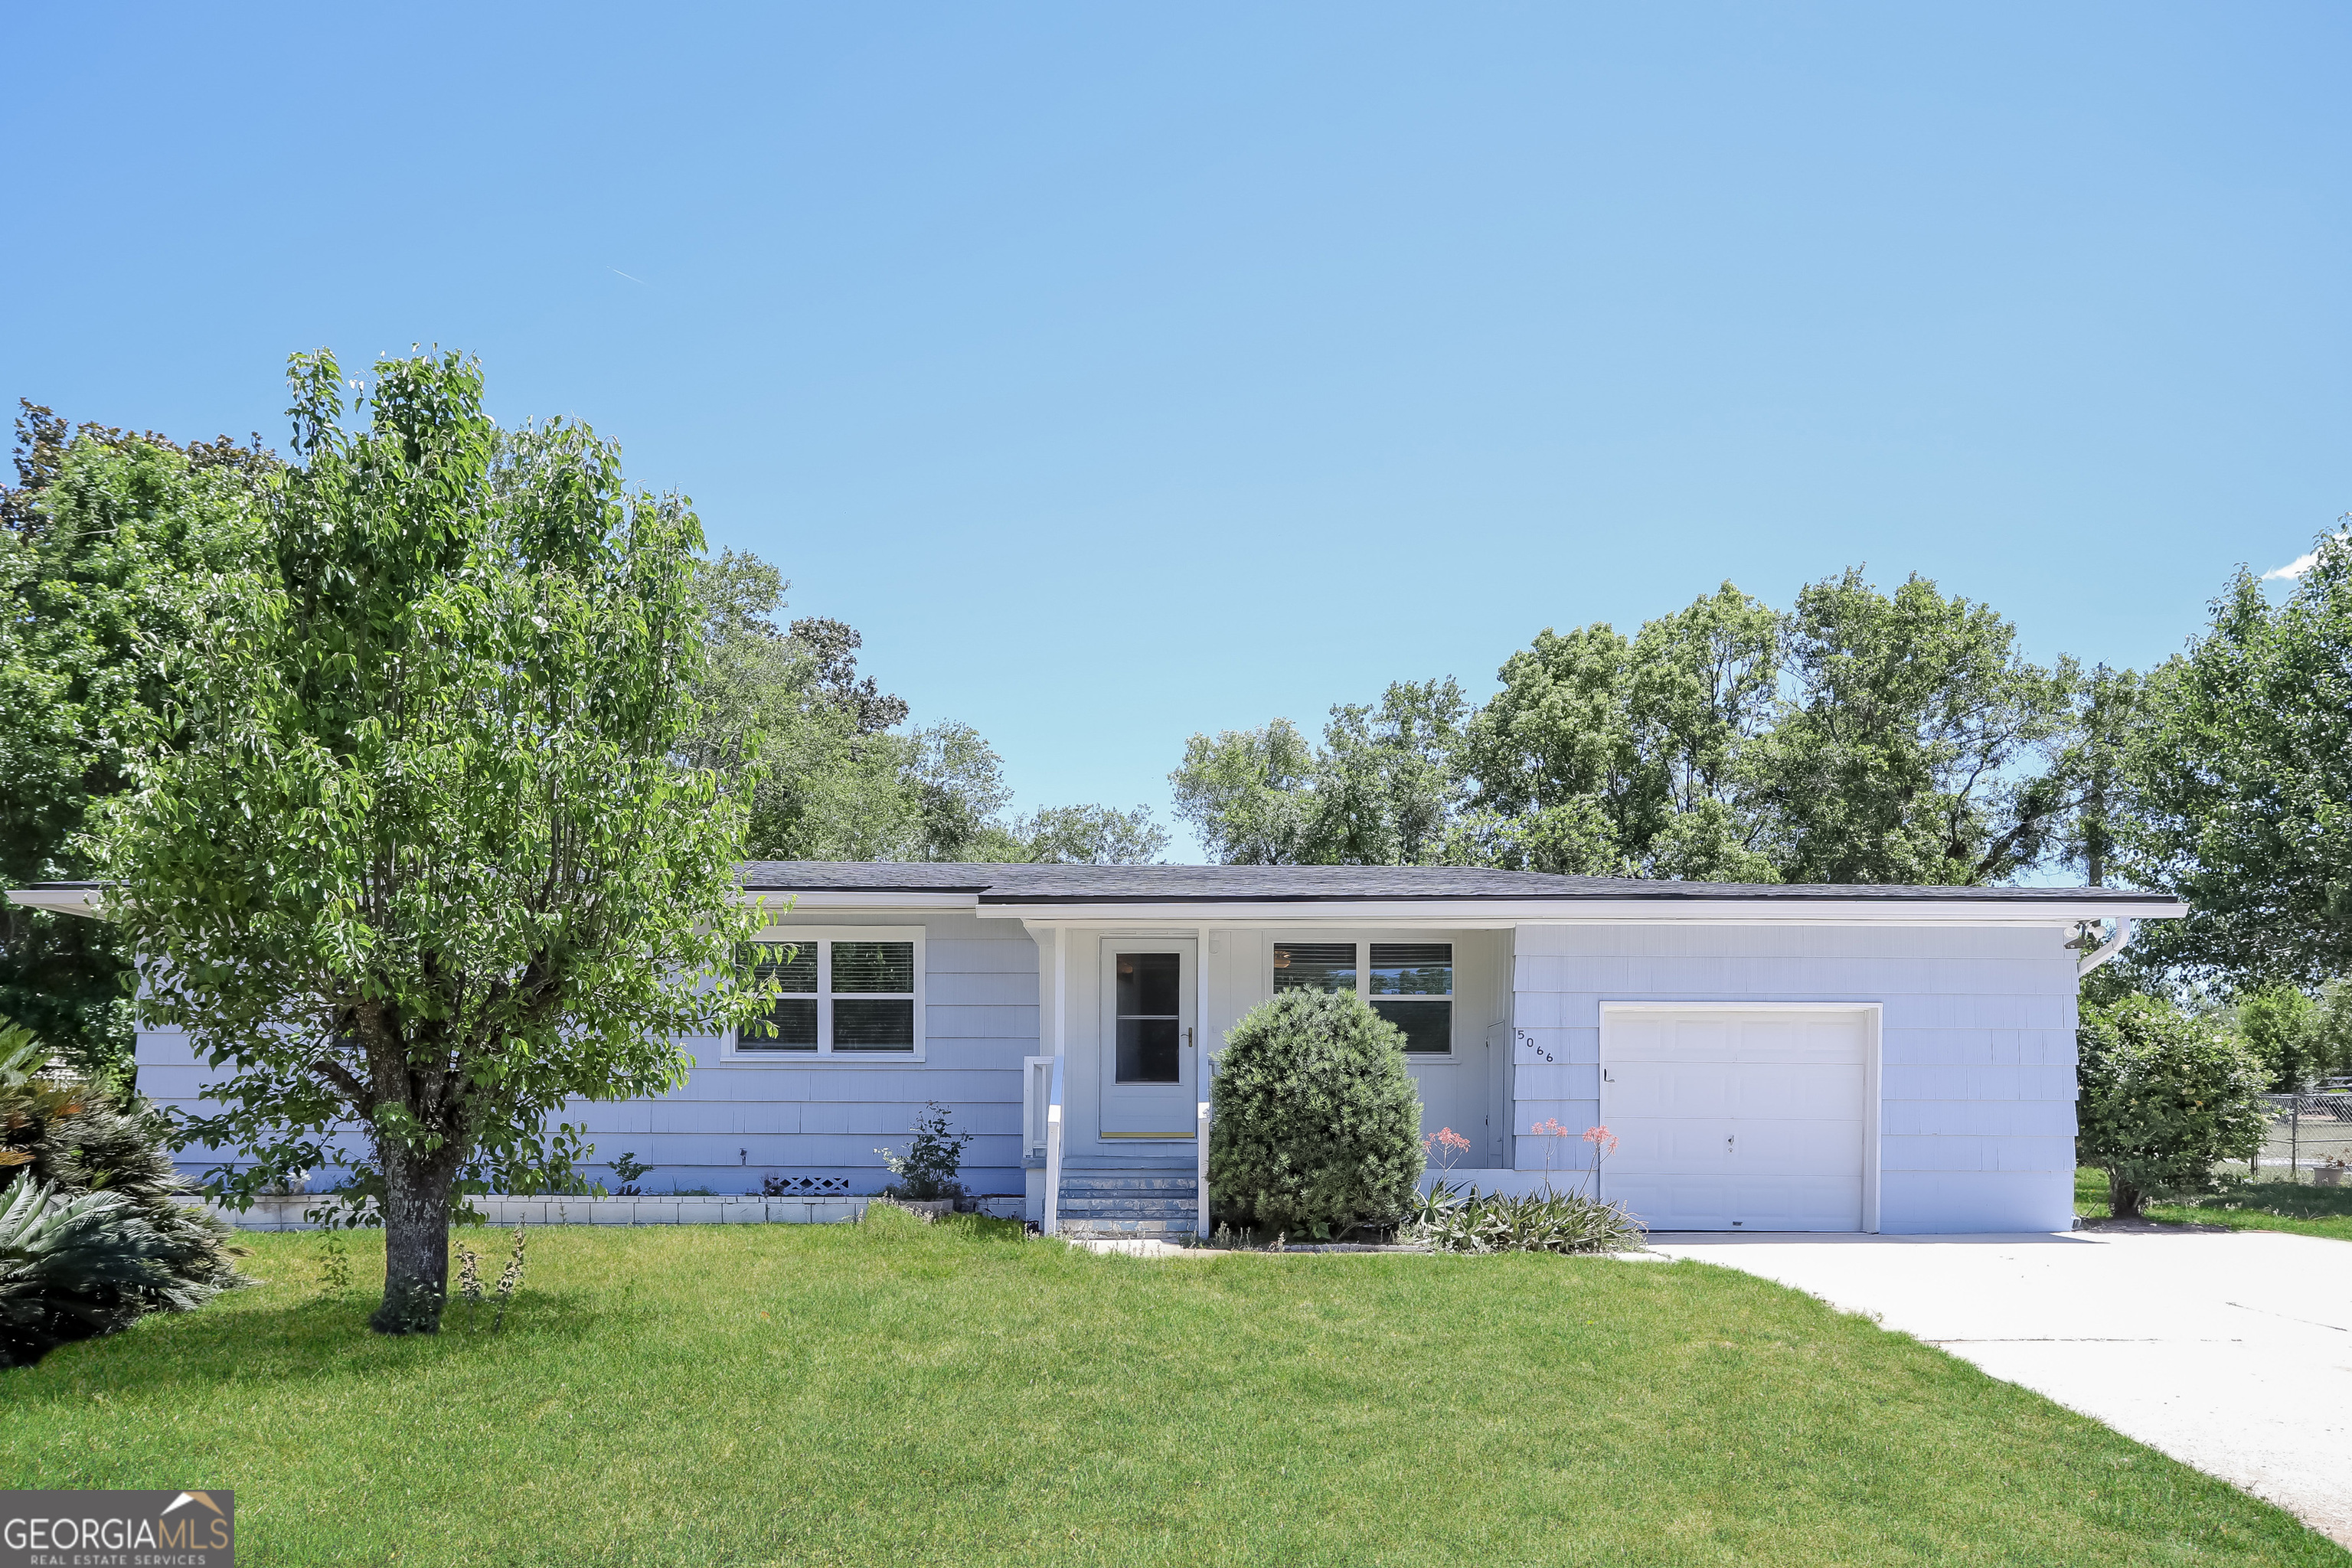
[
  {"left": 1176, "top": 572, "right": 2083, "bottom": 886},
  {"left": 686, "top": 547, "right": 1168, "bottom": 864},
  {"left": 0, "top": 403, "right": 274, "bottom": 1081},
  {"left": 683, "top": 549, "right": 923, "bottom": 860},
  {"left": 1748, "top": 569, "right": 2079, "bottom": 885},
  {"left": 2122, "top": 533, "right": 2352, "bottom": 986},
  {"left": 1459, "top": 583, "right": 1782, "bottom": 880},
  {"left": 86, "top": 351, "right": 766, "bottom": 1333},
  {"left": 1171, "top": 681, "right": 1468, "bottom": 866}
]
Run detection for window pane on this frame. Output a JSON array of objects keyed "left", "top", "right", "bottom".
[
  {"left": 831, "top": 998, "right": 916, "bottom": 1050},
  {"left": 751, "top": 942, "right": 818, "bottom": 993},
  {"left": 832, "top": 941, "right": 914, "bottom": 994},
  {"left": 1370, "top": 942, "right": 1452, "bottom": 997},
  {"left": 1373, "top": 998, "right": 1452, "bottom": 1054},
  {"left": 1116, "top": 1018, "right": 1181, "bottom": 1083},
  {"left": 740, "top": 996, "right": 818, "bottom": 1050},
  {"left": 1116, "top": 952, "right": 1181, "bottom": 1017},
  {"left": 1273, "top": 942, "right": 1356, "bottom": 994}
]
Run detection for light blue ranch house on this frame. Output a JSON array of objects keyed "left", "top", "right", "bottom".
[{"left": 27, "top": 862, "right": 2178, "bottom": 1239}]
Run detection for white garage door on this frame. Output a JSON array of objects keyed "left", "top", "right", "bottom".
[{"left": 1599, "top": 1007, "right": 1873, "bottom": 1232}]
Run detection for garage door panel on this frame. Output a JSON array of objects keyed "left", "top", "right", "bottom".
[
  {"left": 1606, "top": 1174, "right": 1735, "bottom": 1230},
  {"left": 1615, "top": 1119, "right": 1858, "bottom": 1178},
  {"left": 1730, "top": 1175, "right": 1862, "bottom": 1230},
  {"left": 1607, "top": 1063, "right": 1736, "bottom": 1118},
  {"left": 1600, "top": 1007, "right": 1872, "bottom": 1233},
  {"left": 1726, "top": 1119, "right": 1864, "bottom": 1175},
  {"left": 1730, "top": 1064, "right": 1865, "bottom": 1119},
  {"left": 1614, "top": 1019, "right": 1867, "bottom": 1067},
  {"left": 1610, "top": 1119, "right": 1729, "bottom": 1174}
]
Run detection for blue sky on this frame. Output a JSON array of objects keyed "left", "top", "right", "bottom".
[{"left": 5, "top": 5, "right": 2347, "bottom": 855}]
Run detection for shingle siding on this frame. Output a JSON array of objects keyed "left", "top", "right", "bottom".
[
  {"left": 131, "top": 897, "right": 2086, "bottom": 1230},
  {"left": 139, "top": 907, "right": 1041, "bottom": 1200},
  {"left": 1509, "top": 921, "right": 2081, "bottom": 1233}
]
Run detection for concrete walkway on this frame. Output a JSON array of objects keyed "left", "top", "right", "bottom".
[{"left": 1647, "top": 1228, "right": 2352, "bottom": 1547}]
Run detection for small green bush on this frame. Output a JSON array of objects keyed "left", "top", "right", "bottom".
[
  {"left": 2077, "top": 994, "right": 2267, "bottom": 1217},
  {"left": 876, "top": 1102, "right": 972, "bottom": 1202},
  {"left": 1207, "top": 991, "right": 1425, "bottom": 1237}
]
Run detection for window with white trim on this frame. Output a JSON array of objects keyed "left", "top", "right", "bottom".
[
  {"left": 737, "top": 931, "right": 922, "bottom": 1057},
  {"left": 1271, "top": 939, "right": 1453, "bottom": 1054}
]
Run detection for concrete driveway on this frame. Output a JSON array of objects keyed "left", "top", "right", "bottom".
[{"left": 1646, "top": 1227, "right": 2352, "bottom": 1547}]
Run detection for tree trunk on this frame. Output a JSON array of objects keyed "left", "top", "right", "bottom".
[
  {"left": 373, "top": 1142, "right": 461, "bottom": 1334},
  {"left": 2107, "top": 1170, "right": 2143, "bottom": 1220}
]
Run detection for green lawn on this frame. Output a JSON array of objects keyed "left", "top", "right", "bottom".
[
  {"left": 4, "top": 1210, "right": 2342, "bottom": 1567},
  {"left": 2075, "top": 1165, "right": 2352, "bottom": 1241}
]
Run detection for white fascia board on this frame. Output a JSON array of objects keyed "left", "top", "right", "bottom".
[
  {"left": 972, "top": 897, "right": 2186, "bottom": 926},
  {"left": 4, "top": 887, "right": 103, "bottom": 919},
  {"left": 740, "top": 891, "right": 982, "bottom": 913}
]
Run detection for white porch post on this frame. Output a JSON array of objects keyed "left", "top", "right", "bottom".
[
  {"left": 1036, "top": 923, "right": 1067, "bottom": 1236},
  {"left": 1044, "top": 1055, "right": 1067, "bottom": 1236},
  {"left": 1196, "top": 1079, "right": 1211, "bottom": 1240}
]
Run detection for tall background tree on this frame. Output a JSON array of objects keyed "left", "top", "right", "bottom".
[
  {"left": 0, "top": 403, "right": 274, "bottom": 1083},
  {"left": 1174, "top": 570, "right": 2085, "bottom": 887},
  {"left": 88, "top": 351, "right": 770, "bottom": 1334},
  {"left": 1455, "top": 584, "right": 1782, "bottom": 879},
  {"left": 1749, "top": 570, "right": 2079, "bottom": 885},
  {"left": 684, "top": 545, "right": 1168, "bottom": 865},
  {"left": 2122, "top": 531, "right": 2352, "bottom": 989}
]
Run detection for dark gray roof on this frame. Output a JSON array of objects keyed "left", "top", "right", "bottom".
[{"left": 736, "top": 861, "right": 2167, "bottom": 906}]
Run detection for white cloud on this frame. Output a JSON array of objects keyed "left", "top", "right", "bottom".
[{"left": 2262, "top": 528, "right": 2349, "bottom": 582}]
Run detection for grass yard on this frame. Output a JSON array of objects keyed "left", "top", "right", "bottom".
[
  {"left": 2075, "top": 1165, "right": 2352, "bottom": 1242},
  {"left": 5, "top": 1209, "right": 2344, "bottom": 1567}
]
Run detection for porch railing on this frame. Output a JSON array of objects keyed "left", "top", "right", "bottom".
[
  {"left": 1022, "top": 1056, "right": 1053, "bottom": 1161},
  {"left": 1195, "top": 1056, "right": 1213, "bottom": 1239},
  {"left": 1042, "top": 1054, "right": 1067, "bottom": 1236}
]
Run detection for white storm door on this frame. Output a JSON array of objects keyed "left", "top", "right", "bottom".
[
  {"left": 1099, "top": 940, "right": 1198, "bottom": 1138},
  {"left": 1601, "top": 1006, "right": 1872, "bottom": 1232}
]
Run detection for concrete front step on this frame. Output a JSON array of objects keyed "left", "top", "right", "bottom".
[
  {"left": 1060, "top": 1175, "right": 1197, "bottom": 1191},
  {"left": 1060, "top": 1216, "right": 1199, "bottom": 1239},
  {"left": 1055, "top": 1171, "right": 1201, "bottom": 1238}
]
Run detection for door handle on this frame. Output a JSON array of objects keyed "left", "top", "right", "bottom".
[{"left": 1184, "top": 1027, "right": 1194, "bottom": 1048}]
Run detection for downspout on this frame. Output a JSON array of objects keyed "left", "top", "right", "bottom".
[{"left": 2076, "top": 917, "right": 2135, "bottom": 977}]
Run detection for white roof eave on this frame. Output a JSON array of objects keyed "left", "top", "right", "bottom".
[
  {"left": 968, "top": 896, "right": 2187, "bottom": 925},
  {"left": 3, "top": 887, "right": 104, "bottom": 919}
]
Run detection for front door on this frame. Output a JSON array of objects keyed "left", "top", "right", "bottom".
[{"left": 1099, "top": 939, "right": 1198, "bottom": 1139}]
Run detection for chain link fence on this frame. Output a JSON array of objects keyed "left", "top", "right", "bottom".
[{"left": 2240, "top": 1088, "right": 2352, "bottom": 1186}]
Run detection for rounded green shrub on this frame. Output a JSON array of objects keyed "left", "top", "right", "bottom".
[
  {"left": 2076, "top": 994, "right": 2267, "bottom": 1217},
  {"left": 1207, "top": 991, "right": 1425, "bottom": 1236}
]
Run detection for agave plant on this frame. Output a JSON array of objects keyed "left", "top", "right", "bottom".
[
  {"left": 0, "top": 1014, "right": 247, "bottom": 1365},
  {"left": 0, "top": 1178, "right": 206, "bottom": 1367},
  {"left": 1402, "top": 1184, "right": 1646, "bottom": 1255}
]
